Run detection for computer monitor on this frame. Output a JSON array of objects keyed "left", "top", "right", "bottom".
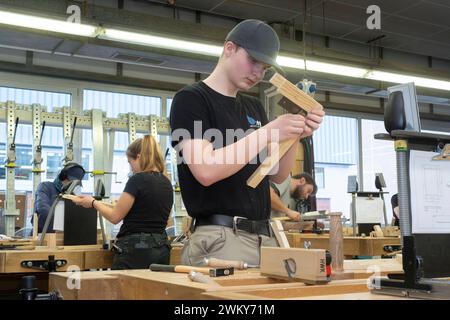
[
  {"left": 347, "top": 175, "right": 358, "bottom": 193},
  {"left": 385, "top": 82, "right": 421, "bottom": 133},
  {"left": 375, "top": 173, "right": 386, "bottom": 189}
]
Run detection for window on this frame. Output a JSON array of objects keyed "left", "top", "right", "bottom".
[
  {"left": 315, "top": 167, "right": 325, "bottom": 189},
  {"left": 46, "top": 151, "right": 64, "bottom": 180},
  {"left": 0, "top": 145, "right": 34, "bottom": 181},
  {"left": 0, "top": 87, "right": 70, "bottom": 192},
  {"left": 82, "top": 90, "right": 162, "bottom": 195},
  {"left": 83, "top": 89, "right": 160, "bottom": 117},
  {"left": 316, "top": 198, "right": 331, "bottom": 211},
  {"left": 14, "top": 146, "right": 33, "bottom": 180},
  {"left": 0, "top": 87, "right": 70, "bottom": 112},
  {"left": 167, "top": 98, "right": 173, "bottom": 117},
  {"left": 165, "top": 98, "right": 177, "bottom": 186},
  {"left": 313, "top": 115, "right": 358, "bottom": 219},
  {"left": 361, "top": 119, "right": 397, "bottom": 224}
]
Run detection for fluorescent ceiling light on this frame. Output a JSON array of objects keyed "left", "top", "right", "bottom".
[
  {"left": 1, "top": 9, "right": 450, "bottom": 91},
  {"left": 0, "top": 10, "right": 98, "bottom": 37},
  {"left": 306, "top": 60, "right": 368, "bottom": 78},
  {"left": 101, "top": 29, "right": 223, "bottom": 56},
  {"left": 276, "top": 55, "right": 450, "bottom": 91},
  {"left": 366, "top": 70, "right": 450, "bottom": 91},
  {"left": 277, "top": 56, "right": 368, "bottom": 78},
  {"left": 276, "top": 56, "right": 305, "bottom": 69}
]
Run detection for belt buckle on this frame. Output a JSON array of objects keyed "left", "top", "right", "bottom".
[{"left": 233, "top": 216, "right": 247, "bottom": 235}]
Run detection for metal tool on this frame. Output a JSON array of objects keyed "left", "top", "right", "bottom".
[
  {"left": 188, "top": 271, "right": 218, "bottom": 285},
  {"left": 150, "top": 264, "right": 234, "bottom": 277}
]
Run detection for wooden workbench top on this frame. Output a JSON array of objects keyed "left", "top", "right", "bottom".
[
  {"left": 286, "top": 233, "right": 399, "bottom": 240},
  {"left": 49, "top": 258, "right": 404, "bottom": 300}
]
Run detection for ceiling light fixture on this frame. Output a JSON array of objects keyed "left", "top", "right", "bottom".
[
  {"left": 1, "top": 9, "right": 449, "bottom": 91},
  {"left": 101, "top": 28, "right": 222, "bottom": 56},
  {"left": 0, "top": 10, "right": 98, "bottom": 37}
]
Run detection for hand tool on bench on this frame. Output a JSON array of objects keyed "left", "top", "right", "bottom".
[
  {"left": 247, "top": 73, "right": 323, "bottom": 188},
  {"left": 188, "top": 271, "right": 221, "bottom": 286},
  {"left": 260, "top": 247, "right": 332, "bottom": 284},
  {"left": 204, "top": 257, "right": 258, "bottom": 269},
  {"left": 150, "top": 263, "right": 234, "bottom": 277}
]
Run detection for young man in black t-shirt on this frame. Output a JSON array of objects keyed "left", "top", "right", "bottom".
[{"left": 170, "top": 19, "right": 324, "bottom": 266}]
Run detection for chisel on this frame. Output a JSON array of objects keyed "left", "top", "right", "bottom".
[
  {"left": 150, "top": 264, "right": 234, "bottom": 277},
  {"left": 204, "top": 257, "right": 259, "bottom": 269}
]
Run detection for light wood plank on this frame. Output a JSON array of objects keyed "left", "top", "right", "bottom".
[{"left": 247, "top": 73, "right": 323, "bottom": 188}]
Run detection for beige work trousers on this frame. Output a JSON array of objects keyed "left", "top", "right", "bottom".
[{"left": 180, "top": 225, "right": 278, "bottom": 266}]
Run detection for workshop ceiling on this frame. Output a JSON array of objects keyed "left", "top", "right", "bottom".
[
  {"left": 145, "top": 0, "right": 450, "bottom": 61},
  {"left": 0, "top": 0, "right": 449, "bottom": 105}
]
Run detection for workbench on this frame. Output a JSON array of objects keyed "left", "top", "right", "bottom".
[
  {"left": 286, "top": 233, "right": 401, "bottom": 257},
  {"left": 48, "top": 258, "right": 406, "bottom": 300},
  {"left": 0, "top": 245, "right": 113, "bottom": 298}
]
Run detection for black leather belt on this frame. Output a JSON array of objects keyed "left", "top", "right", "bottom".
[{"left": 193, "top": 214, "right": 271, "bottom": 237}]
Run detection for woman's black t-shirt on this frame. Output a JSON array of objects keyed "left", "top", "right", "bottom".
[{"left": 117, "top": 171, "right": 173, "bottom": 238}]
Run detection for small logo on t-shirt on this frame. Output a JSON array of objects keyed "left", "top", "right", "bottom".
[{"left": 247, "top": 115, "right": 261, "bottom": 129}]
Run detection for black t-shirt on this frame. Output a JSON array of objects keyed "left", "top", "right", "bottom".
[
  {"left": 170, "top": 81, "right": 270, "bottom": 220},
  {"left": 117, "top": 172, "right": 173, "bottom": 238}
]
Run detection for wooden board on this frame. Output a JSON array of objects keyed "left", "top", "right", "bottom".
[
  {"left": 269, "top": 73, "right": 322, "bottom": 112},
  {"left": 203, "top": 288, "right": 411, "bottom": 300},
  {"left": 49, "top": 272, "right": 122, "bottom": 300},
  {"left": 203, "top": 280, "right": 370, "bottom": 299},
  {"left": 247, "top": 138, "right": 298, "bottom": 188},
  {"left": 269, "top": 220, "right": 290, "bottom": 248},
  {"left": 50, "top": 270, "right": 217, "bottom": 300},
  {"left": 62, "top": 195, "right": 115, "bottom": 208},
  {"left": 0, "top": 239, "right": 35, "bottom": 246},
  {"left": 286, "top": 233, "right": 401, "bottom": 256}
]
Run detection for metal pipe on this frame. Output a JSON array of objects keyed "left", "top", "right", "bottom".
[{"left": 395, "top": 140, "right": 411, "bottom": 238}]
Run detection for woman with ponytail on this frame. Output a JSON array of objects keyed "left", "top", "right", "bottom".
[{"left": 71, "top": 135, "right": 173, "bottom": 269}]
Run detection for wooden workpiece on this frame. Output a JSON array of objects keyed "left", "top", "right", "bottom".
[
  {"left": 62, "top": 194, "right": 115, "bottom": 207},
  {"left": 286, "top": 233, "right": 401, "bottom": 257},
  {"left": 329, "top": 212, "right": 344, "bottom": 271},
  {"left": 269, "top": 220, "right": 291, "bottom": 248},
  {"left": 49, "top": 257, "right": 404, "bottom": 300},
  {"left": 247, "top": 73, "right": 323, "bottom": 188},
  {"left": 0, "top": 238, "right": 36, "bottom": 250}
]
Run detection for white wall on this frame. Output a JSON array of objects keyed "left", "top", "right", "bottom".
[{"left": 316, "top": 163, "right": 357, "bottom": 219}]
